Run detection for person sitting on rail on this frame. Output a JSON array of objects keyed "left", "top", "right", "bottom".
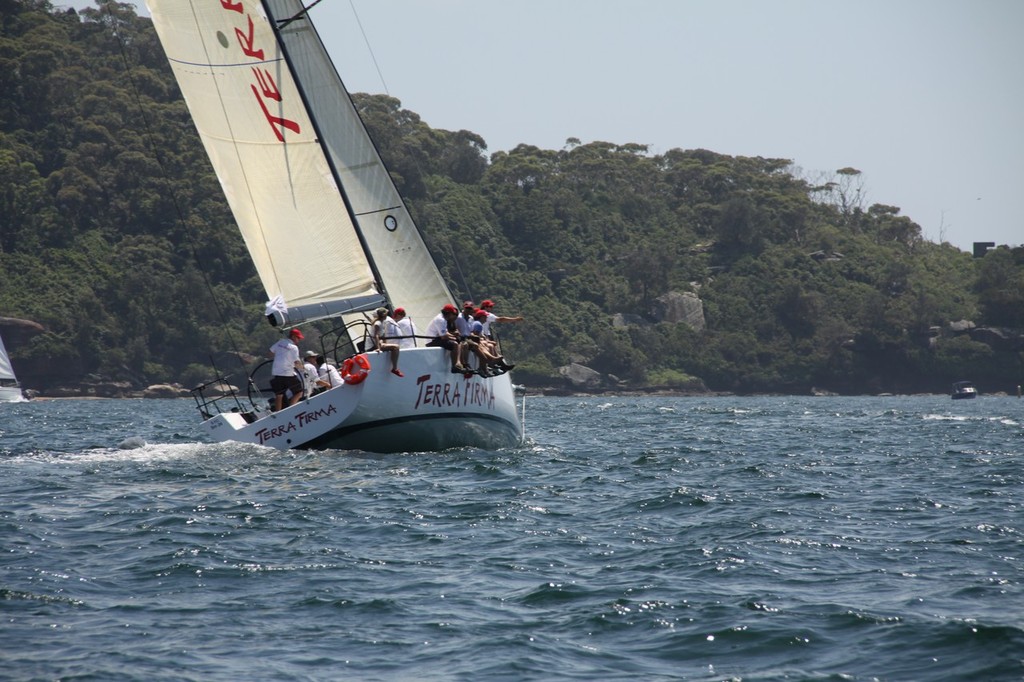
[
  {"left": 371, "top": 307, "right": 404, "bottom": 378},
  {"left": 316, "top": 354, "right": 344, "bottom": 388},
  {"left": 471, "top": 308, "right": 515, "bottom": 375},
  {"left": 479, "top": 299, "right": 524, "bottom": 341},
  {"left": 426, "top": 303, "right": 466, "bottom": 373},
  {"left": 389, "top": 307, "right": 417, "bottom": 349}
]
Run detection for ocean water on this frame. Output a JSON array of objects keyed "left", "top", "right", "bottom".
[{"left": 1, "top": 395, "right": 1021, "bottom": 681}]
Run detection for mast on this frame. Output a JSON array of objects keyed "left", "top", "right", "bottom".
[{"left": 261, "top": 0, "right": 390, "bottom": 310}]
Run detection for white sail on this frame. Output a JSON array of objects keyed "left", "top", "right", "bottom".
[
  {"left": 146, "top": 0, "right": 384, "bottom": 322},
  {"left": 0, "top": 331, "right": 23, "bottom": 402},
  {"left": 266, "top": 0, "right": 454, "bottom": 328},
  {"left": 0, "top": 333, "right": 15, "bottom": 382}
]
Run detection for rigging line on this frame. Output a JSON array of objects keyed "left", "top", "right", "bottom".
[
  {"left": 447, "top": 241, "right": 474, "bottom": 305},
  {"left": 349, "top": 0, "right": 390, "bottom": 96},
  {"left": 346, "top": 0, "right": 472, "bottom": 303},
  {"left": 107, "top": 7, "right": 249, "bottom": 376}
]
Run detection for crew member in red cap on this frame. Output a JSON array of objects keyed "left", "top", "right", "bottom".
[
  {"left": 389, "top": 307, "right": 417, "bottom": 349},
  {"left": 456, "top": 301, "right": 476, "bottom": 338},
  {"left": 472, "top": 308, "right": 515, "bottom": 375},
  {"left": 425, "top": 304, "right": 466, "bottom": 373},
  {"left": 268, "top": 328, "right": 305, "bottom": 411},
  {"left": 479, "top": 299, "right": 524, "bottom": 340}
]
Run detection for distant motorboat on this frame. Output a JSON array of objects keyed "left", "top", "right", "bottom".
[{"left": 951, "top": 381, "right": 977, "bottom": 400}]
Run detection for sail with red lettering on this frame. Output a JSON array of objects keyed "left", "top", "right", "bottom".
[{"left": 146, "top": 0, "right": 453, "bottom": 327}]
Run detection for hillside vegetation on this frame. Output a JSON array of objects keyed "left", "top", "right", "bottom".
[{"left": 1, "top": 1, "right": 1022, "bottom": 396}]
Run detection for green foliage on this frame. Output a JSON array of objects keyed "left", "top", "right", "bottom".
[
  {"left": 975, "top": 247, "right": 1024, "bottom": 327},
  {"left": 1, "top": 1, "right": 1020, "bottom": 396}
]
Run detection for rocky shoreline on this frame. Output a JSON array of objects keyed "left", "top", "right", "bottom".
[{"left": 24, "top": 382, "right": 205, "bottom": 400}]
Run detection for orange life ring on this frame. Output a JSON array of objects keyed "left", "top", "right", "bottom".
[{"left": 340, "top": 353, "right": 371, "bottom": 385}]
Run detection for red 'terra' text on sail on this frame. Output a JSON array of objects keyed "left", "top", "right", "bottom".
[{"left": 220, "top": 1, "right": 300, "bottom": 142}]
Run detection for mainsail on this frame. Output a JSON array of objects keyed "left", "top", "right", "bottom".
[{"left": 146, "top": 0, "right": 453, "bottom": 329}]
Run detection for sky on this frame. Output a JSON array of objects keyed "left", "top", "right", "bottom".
[{"left": 74, "top": 0, "right": 1022, "bottom": 253}]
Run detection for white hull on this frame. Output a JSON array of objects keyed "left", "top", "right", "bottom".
[
  {"left": 200, "top": 348, "right": 522, "bottom": 453},
  {"left": 0, "top": 385, "right": 24, "bottom": 402}
]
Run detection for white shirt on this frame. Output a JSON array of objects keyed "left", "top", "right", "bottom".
[
  {"left": 318, "top": 362, "right": 343, "bottom": 388},
  {"left": 455, "top": 313, "right": 473, "bottom": 337},
  {"left": 425, "top": 313, "right": 450, "bottom": 339},
  {"left": 481, "top": 312, "right": 499, "bottom": 337},
  {"left": 371, "top": 317, "right": 391, "bottom": 349},
  {"left": 394, "top": 317, "right": 417, "bottom": 349},
  {"left": 302, "top": 361, "right": 320, "bottom": 395},
  {"left": 269, "top": 338, "right": 300, "bottom": 377},
  {"left": 384, "top": 316, "right": 402, "bottom": 340}
]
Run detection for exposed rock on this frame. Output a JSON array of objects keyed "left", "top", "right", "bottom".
[
  {"left": 43, "top": 387, "right": 82, "bottom": 398},
  {"left": 652, "top": 291, "right": 705, "bottom": 332},
  {"left": 558, "top": 363, "right": 603, "bottom": 389},
  {"left": 0, "top": 317, "right": 45, "bottom": 345},
  {"left": 970, "top": 327, "right": 1024, "bottom": 352},
  {"left": 949, "top": 319, "right": 975, "bottom": 333},
  {"left": 84, "top": 381, "right": 134, "bottom": 398},
  {"left": 202, "top": 384, "right": 239, "bottom": 397},
  {"left": 611, "top": 312, "right": 649, "bottom": 328}
]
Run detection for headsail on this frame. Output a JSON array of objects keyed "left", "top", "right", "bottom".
[
  {"left": 146, "top": 0, "right": 454, "bottom": 330},
  {"left": 266, "top": 0, "right": 454, "bottom": 327}
]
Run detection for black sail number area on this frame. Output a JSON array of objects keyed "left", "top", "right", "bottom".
[{"left": 384, "top": 215, "right": 398, "bottom": 232}]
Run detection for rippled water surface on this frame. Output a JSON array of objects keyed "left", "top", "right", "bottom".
[{"left": 1, "top": 395, "right": 1022, "bottom": 680}]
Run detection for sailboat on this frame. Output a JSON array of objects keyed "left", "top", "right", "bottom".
[
  {"left": 145, "top": 0, "right": 522, "bottom": 452},
  {"left": 0, "top": 331, "right": 25, "bottom": 402}
]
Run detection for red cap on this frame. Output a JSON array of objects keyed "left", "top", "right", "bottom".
[
  {"left": 480, "top": 299, "right": 495, "bottom": 308},
  {"left": 393, "top": 307, "right": 405, "bottom": 315},
  {"left": 442, "top": 304, "right": 458, "bottom": 314},
  {"left": 474, "top": 309, "right": 488, "bottom": 319},
  {"left": 288, "top": 328, "right": 304, "bottom": 340}
]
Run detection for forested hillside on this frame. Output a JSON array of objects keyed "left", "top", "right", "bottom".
[{"left": 1, "top": 1, "right": 1022, "bottom": 396}]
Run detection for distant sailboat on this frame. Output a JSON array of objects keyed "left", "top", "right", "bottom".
[
  {"left": 0, "top": 331, "right": 24, "bottom": 402},
  {"left": 145, "top": 0, "right": 522, "bottom": 452}
]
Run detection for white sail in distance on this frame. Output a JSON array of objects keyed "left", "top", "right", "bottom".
[{"left": 0, "top": 333, "right": 16, "bottom": 382}]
